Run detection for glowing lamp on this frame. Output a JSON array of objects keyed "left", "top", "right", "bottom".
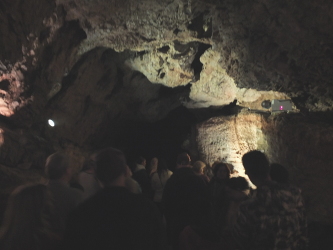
[{"left": 48, "top": 119, "right": 55, "bottom": 127}]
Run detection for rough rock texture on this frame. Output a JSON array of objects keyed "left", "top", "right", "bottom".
[
  {"left": 2, "top": 0, "right": 333, "bottom": 121},
  {"left": 189, "top": 48, "right": 291, "bottom": 108},
  {"left": 126, "top": 41, "right": 198, "bottom": 87},
  {"left": 44, "top": 47, "right": 185, "bottom": 151},
  {"left": 196, "top": 111, "right": 267, "bottom": 172},
  {"left": 195, "top": 112, "right": 333, "bottom": 223}
]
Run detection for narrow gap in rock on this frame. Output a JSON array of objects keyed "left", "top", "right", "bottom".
[
  {"left": 191, "top": 43, "right": 212, "bottom": 80},
  {"left": 158, "top": 85, "right": 190, "bottom": 99},
  {"left": 173, "top": 28, "right": 181, "bottom": 35},
  {"left": 187, "top": 11, "right": 211, "bottom": 38},
  {"left": 158, "top": 46, "right": 170, "bottom": 53}
]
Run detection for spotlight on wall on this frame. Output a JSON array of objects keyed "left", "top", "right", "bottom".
[
  {"left": 48, "top": 119, "right": 55, "bottom": 127},
  {"left": 261, "top": 100, "right": 271, "bottom": 109}
]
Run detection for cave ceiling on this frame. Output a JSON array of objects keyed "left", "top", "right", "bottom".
[{"left": 1, "top": 0, "right": 333, "bottom": 158}]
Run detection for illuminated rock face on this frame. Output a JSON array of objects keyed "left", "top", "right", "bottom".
[
  {"left": 1, "top": 0, "right": 333, "bottom": 123},
  {"left": 196, "top": 112, "right": 267, "bottom": 173},
  {"left": 195, "top": 112, "right": 333, "bottom": 223}
]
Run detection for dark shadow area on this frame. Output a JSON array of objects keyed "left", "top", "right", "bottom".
[
  {"left": 187, "top": 12, "right": 212, "bottom": 38},
  {"left": 308, "top": 222, "right": 333, "bottom": 249},
  {"left": 188, "top": 100, "right": 242, "bottom": 122},
  {"left": 157, "top": 45, "right": 170, "bottom": 53},
  {"left": 111, "top": 106, "right": 197, "bottom": 171},
  {"left": 191, "top": 43, "right": 212, "bottom": 80},
  {"left": 158, "top": 84, "right": 190, "bottom": 99},
  {"left": 0, "top": 79, "right": 10, "bottom": 91}
]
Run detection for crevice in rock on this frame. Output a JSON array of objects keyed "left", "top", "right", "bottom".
[
  {"left": 0, "top": 79, "right": 10, "bottom": 91},
  {"left": 158, "top": 46, "right": 170, "bottom": 53},
  {"left": 135, "top": 51, "right": 148, "bottom": 60},
  {"left": 191, "top": 43, "right": 212, "bottom": 80},
  {"left": 173, "top": 28, "right": 181, "bottom": 35},
  {"left": 188, "top": 100, "right": 244, "bottom": 122},
  {"left": 158, "top": 85, "right": 190, "bottom": 99},
  {"left": 38, "top": 27, "right": 51, "bottom": 43},
  {"left": 174, "top": 41, "right": 194, "bottom": 53},
  {"left": 187, "top": 12, "right": 212, "bottom": 38}
]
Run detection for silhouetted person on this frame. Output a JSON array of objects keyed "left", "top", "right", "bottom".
[
  {"left": 149, "top": 157, "right": 158, "bottom": 177},
  {"left": 0, "top": 184, "right": 61, "bottom": 250},
  {"left": 208, "top": 162, "right": 231, "bottom": 233},
  {"left": 162, "top": 152, "right": 208, "bottom": 250},
  {"left": 151, "top": 158, "right": 173, "bottom": 214},
  {"left": 64, "top": 147, "right": 166, "bottom": 250},
  {"left": 270, "top": 163, "right": 289, "bottom": 184},
  {"left": 124, "top": 166, "right": 142, "bottom": 194},
  {"left": 232, "top": 150, "right": 308, "bottom": 250},
  {"left": 225, "top": 177, "right": 250, "bottom": 229},
  {"left": 78, "top": 159, "right": 102, "bottom": 200},
  {"left": 132, "top": 156, "right": 153, "bottom": 199},
  {"left": 192, "top": 160, "right": 210, "bottom": 184},
  {"left": 45, "top": 152, "right": 83, "bottom": 236}
]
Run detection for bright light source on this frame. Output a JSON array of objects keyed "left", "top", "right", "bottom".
[
  {"left": 48, "top": 119, "right": 55, "bottom": 127},
  {"left": 280, "top": 106, "right": 284, "bottom": 110}
]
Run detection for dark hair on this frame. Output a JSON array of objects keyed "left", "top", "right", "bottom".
[
  {"left": 45, "top": 152, "right": 70, "bottom": 180},
  {"left": 270, "top": 163, "right": 289, "bottom": 184},
  {"left": 94, "top": 147, "right": 127, "bottom": 184},
  {"left": 213, "top": 162, "right": 231, "bottom": 178},
  {"left": 242, "top": 150, "right": 270, "bottom": 179},
  {"left": 176, "top": 152, "right": 191, "bottom": 165},
  {"left": 227, "top": 177, "right": 250, "bottom": 191},
  {"left": 136, "top": 156, "right": 146, "bottom": 165}
]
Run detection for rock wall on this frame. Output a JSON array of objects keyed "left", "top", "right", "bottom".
[
  {"left": 196, "top": 111, "right": 333, "bottom": 223},
  {"left": 196, "top": 111, "right": 267, "bottom": 172},
  {"left": 264, "top": 113, "right": 333, "bottom": 224}
]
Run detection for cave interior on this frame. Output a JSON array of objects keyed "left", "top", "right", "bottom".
[{"left": 1, "top": 0, "right": 333, "bottom": 247}]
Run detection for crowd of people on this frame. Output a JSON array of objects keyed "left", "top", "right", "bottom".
[{"left": 0, "top": 148, "right": 308, "bottom": 250}]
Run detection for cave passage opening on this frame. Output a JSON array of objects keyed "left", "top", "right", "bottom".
[
  {"left": 101, "top": 101, "right": 246, "bottom": 171},
  {"left": 110, "top": 106, "right": 197, "bottom": 171}
]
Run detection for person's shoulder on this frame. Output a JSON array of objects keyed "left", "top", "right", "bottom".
[{"left": 151, "top": 171, "right": 158, "bottom": 178}]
